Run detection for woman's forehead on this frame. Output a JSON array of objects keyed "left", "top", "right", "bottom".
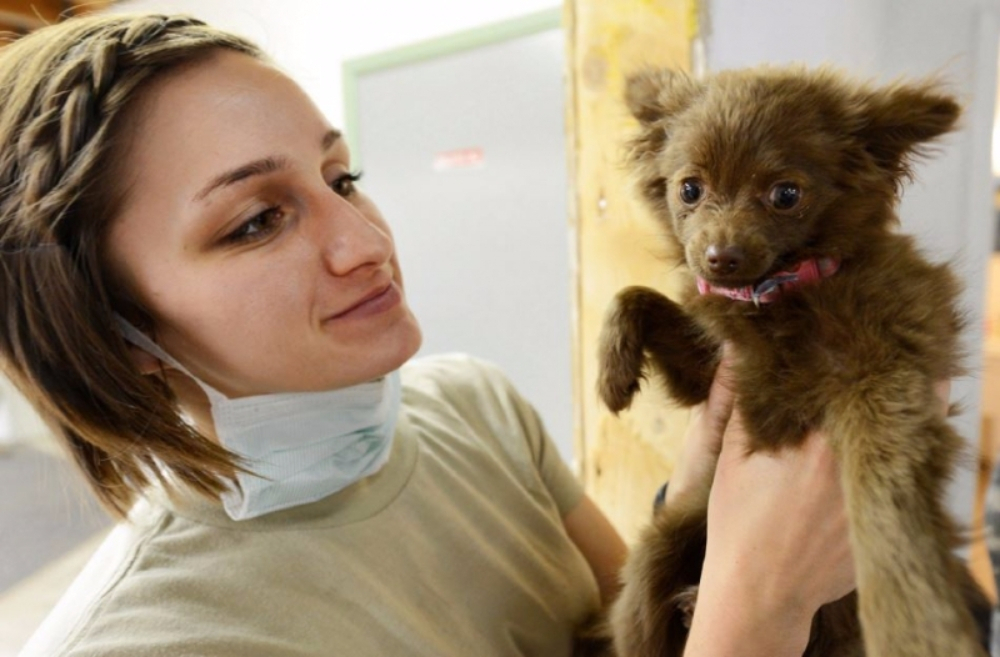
[
  {"left": 131, "top": 52, "right": 330, "bottom": 184},
  {"left": 118, "top": 50, "right": 336, "bottom": 210}
]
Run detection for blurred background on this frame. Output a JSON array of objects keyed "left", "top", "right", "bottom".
[{"left": 2, "top": 0, "right": 1000, "bottom": 654}]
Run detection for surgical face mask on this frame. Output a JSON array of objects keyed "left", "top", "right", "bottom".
[{"left": 115, "top": 316, "right": 401, "bottom": 521}]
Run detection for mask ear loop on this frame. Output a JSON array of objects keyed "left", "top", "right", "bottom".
[
  {"left": 113, "top": 314, "right": 259, "bottom": 500},
  {"left": 113, "top": 314, "right": 180, "bottom": 369},
  {"left": 113, "top": 314, "right": 227, "bottom": 404}
]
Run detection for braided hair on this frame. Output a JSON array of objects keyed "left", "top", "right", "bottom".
[{"left": 0, "top": 14, "right": 263, "bottom": 517}]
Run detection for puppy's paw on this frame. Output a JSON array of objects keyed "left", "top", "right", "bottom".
[
  {"left": 598, "top": 355, "right": 644, "bottom": 413},
  {"left": 600, "top": 381, "right": 642, "bottom": 415},
  {"left": 597, "top": 291, "right": 649, "bottom": 413}
]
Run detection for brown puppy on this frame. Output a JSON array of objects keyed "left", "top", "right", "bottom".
[{"left": 598, "top": 66, "right": 991, "bottom": 657}]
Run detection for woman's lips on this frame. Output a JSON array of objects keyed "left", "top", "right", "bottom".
[{"left": 325, "top": 283, "right": 401, "bottom": 322}]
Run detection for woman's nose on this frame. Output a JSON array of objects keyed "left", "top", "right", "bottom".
[{"left": 314, "top": 194, "right": 393, "bottom": 276}]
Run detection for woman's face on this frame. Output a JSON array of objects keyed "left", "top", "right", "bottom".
[{"left": 106, "top": 50, "right": 422, "bottom": 398}]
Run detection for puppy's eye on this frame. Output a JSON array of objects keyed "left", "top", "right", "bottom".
[
  {"left": 679, "top": 178, "right": 704, "bottom": 205},
  {"left": 769, "top": 182, "right": 802, "bottom": 210}
]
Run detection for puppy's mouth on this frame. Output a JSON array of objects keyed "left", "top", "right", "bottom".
[
  {"left": 696, "top": 271, "right": 769, "bottom": 289},
  {"left": 687, "top": 242, "right": 789, "bottom": 290},
  {"left": 694, "top": 255, "right": 840, "bottom": 304},
  {"left": 691, "top": 260, "right": 783, "bottom": 290}
]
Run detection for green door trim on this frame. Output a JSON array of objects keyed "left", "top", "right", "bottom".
[{"left": 342, "top": 6, "right": 562, "bottom": 166}]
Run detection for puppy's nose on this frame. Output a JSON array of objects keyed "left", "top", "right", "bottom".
[{"left": 705, "top": 245, "right": 744, "bottom": 275}]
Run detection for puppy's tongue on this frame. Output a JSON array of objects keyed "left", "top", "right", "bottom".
[{"left": 697, "top": 257, "right": 840, "bottom": 305}]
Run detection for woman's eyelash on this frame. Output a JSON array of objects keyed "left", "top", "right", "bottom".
[
  {"left": 223, "top": 207, "right": 286, "bottom": 245},
  {"left": 331, "top": 170, "right": 363, "bottom": 196}
]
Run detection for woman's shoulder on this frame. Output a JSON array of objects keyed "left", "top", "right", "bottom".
[
  {"left": 19, "top": 501, "right": 169, "bottom": 656},
  {"left": 400, "top": 353, "right": 516, "bottom": 410},
  {"left": 399, "top": 353, "right": 547, "bottom": 468}
]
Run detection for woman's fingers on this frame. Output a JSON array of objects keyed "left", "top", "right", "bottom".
[
  {"left": 934, "top": 379, "right": 951, "bottom": 417},
  {"left": 703, "top": 343, "right": 736, "bottom": 442},
  {"left": 664, "top": 344, "right": 735, "bottom": 507}
]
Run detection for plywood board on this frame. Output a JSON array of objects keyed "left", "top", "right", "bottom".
[{"left": 566, "top": 0, "right": 698, "bottom": 542}]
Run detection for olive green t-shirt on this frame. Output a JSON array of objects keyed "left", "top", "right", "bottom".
[{"left": 23, "top": 354, "right": 600, "bottom": 657}]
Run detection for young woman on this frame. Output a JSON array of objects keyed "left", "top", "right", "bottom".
[{"left": 4, "top": 14, "right": 853, "bottom": 656}]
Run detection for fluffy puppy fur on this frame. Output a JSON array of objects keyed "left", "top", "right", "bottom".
[{"left": 596, "top": 66, "right": 991, "bottom": 657}]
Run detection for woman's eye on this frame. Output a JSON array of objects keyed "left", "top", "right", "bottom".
[
  {"left": 768, "top": 182, "right": 802, "bottom": 210},
  {"left": 224, "top": 207, "right": 286, "bottom": 245},
  {"left": 330, "top": 171, "right": 363, "bottom": 197},
  {"left": 679, "top": 178, "right": 704, "bottom": 205}
]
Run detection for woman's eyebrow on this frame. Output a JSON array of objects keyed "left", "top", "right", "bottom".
[
  {"left": 193, "top": 129, "right": 342, "bottom": 203},
  {"left": 322, "top": 128, "right": 341, "bottom": 151},
  {"left": 194, "top": 155, "right": 288, "bottom": 202}
]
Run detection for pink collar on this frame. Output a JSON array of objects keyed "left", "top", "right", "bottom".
[{"left": 696, "top": 257, "right": 841, "bottom": 306}]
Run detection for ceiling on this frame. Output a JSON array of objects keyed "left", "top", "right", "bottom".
[{"left": 0, "top": 0, "right": 114, "bottom": 35}]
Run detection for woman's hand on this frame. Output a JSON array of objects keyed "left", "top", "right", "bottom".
[
  {"left": 663, "top": 346, "right": 736, "bottom": 510},
  {"left": 689, "top": 413, "right": 853, "bottom": 656},
  {"left": 682, "top": 369, "right": 952, "bottom": 657}
]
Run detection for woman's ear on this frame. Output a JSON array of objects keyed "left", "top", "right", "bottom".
[
  {"left": 126, "top": 343, "right": 164, "bottom": 375},
  {"left": 112, "top": 313, "right": 171, "bottom": 375}
]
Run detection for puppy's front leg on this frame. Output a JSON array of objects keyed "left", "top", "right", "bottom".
[
  {"left": 598, "top": 286, "right": 719, "bottom": 412},
  {"left": 827, "top": 389, "right": 987, "bottom": 657}
]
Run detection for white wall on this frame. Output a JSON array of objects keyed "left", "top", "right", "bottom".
[
  {"left": 706, "top": 0, "right": 1000, "bottom": 524},
  {"left": 110, "top": 0, "right": 560, "bottom": 127}
]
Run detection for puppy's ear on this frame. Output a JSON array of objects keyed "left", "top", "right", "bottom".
[
  {"left": 624, "top": 70, "right": 702, "bottom": 227},
  {"left": 625, "top": 69, "right": 702, "bottom": 125},
  {"left": 854, "top": 81, "right": 961, "bottom": 180}
]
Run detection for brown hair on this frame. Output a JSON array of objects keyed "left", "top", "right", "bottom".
[{"left": 0, "top": 14, "right": 264, "bottom": 517}]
